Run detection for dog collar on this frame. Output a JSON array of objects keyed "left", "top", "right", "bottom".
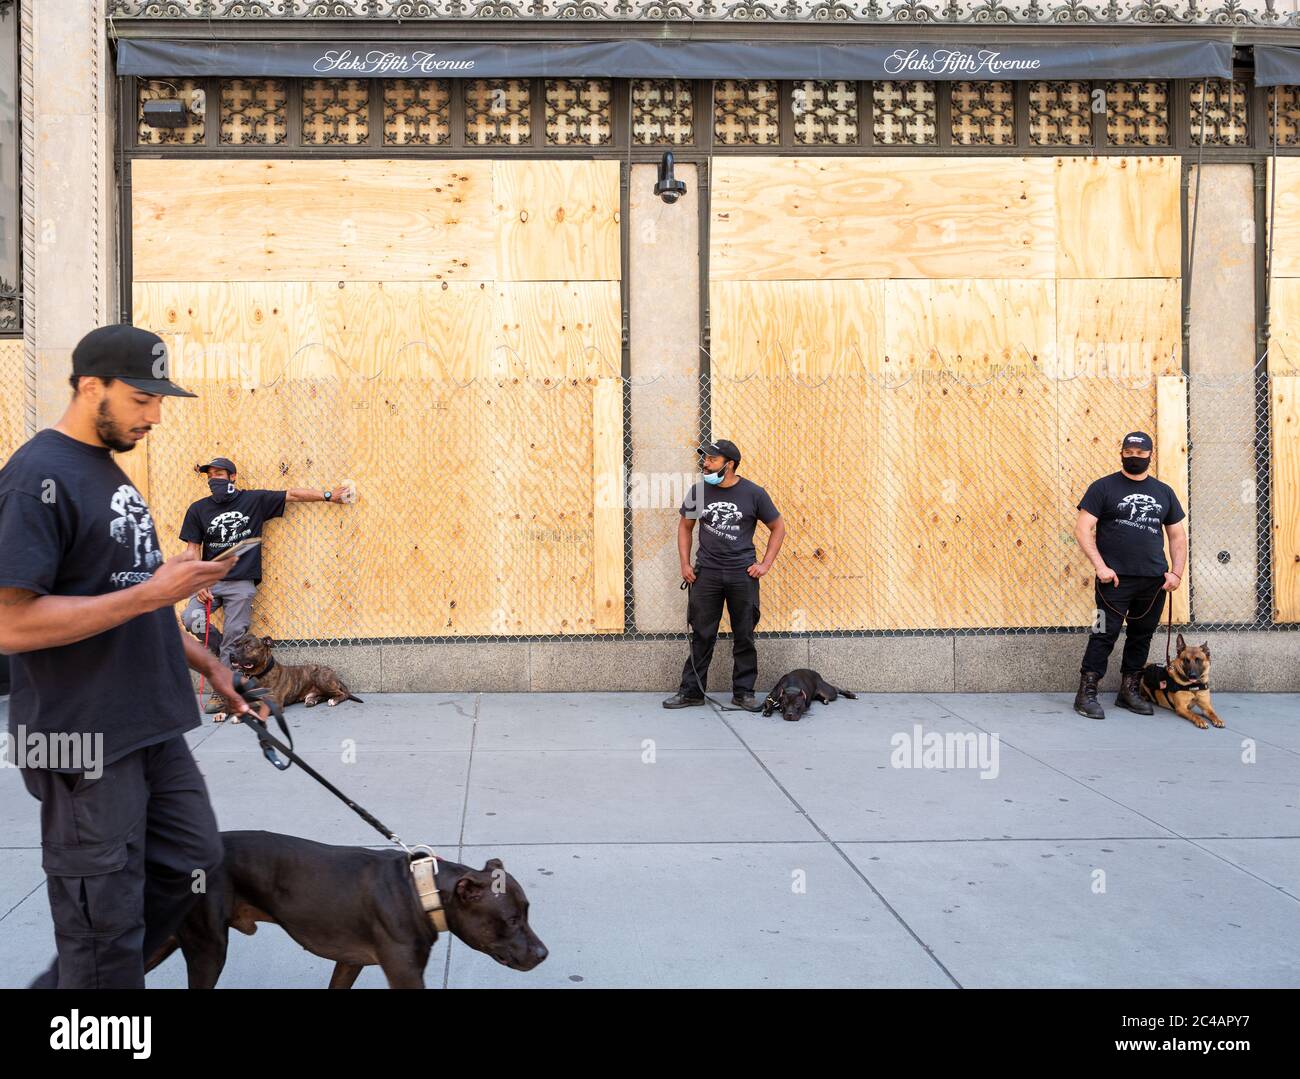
[
  {"left": 240, "top": 655, "right": 276, "bottom": 679},
  {"left": 1161, "top": 670, "right": 1208, "bottom": 692},
  {"left": 410, "top": 854, "right": 448, "bottom": 934}
]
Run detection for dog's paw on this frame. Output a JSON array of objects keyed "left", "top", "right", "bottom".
[
  {"left": 1209, "top": 714, "right": 1225, "bottom": 728},
  {"left": 1192, "top": 717, "right": 1209, "bottom": 729},
  {"left": 213, "top": 712, "right": 227, "bottom": 724},
  {"left": 327, "top": 699, "right": 337, "bottom": 707},
  {"left": 304, "top": 697, "right": 319, "bottom": 708}
]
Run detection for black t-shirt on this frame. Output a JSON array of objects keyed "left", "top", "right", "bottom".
[
  {"left": 680, "top": 476, "right": 780, "bottom": 571},
  {"left": 179, "top": 488, "right": 287, "bottom": 585},
  {"left": 1077, "top": 471, "right": 1186, "bottom": 577},
  {"left": 0, "top": 429, "right": 199, "bottom": 771}
]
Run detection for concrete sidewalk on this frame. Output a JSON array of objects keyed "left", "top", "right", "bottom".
[{"left": 1, "top": 691, "right": 1297, "bottom": 988}]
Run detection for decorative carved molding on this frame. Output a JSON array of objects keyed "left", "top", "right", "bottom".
[{"left": 104, "top": 0, "right": 1300, "bottom": 27}]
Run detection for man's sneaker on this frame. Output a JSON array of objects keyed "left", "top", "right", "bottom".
[
  {"left": 1072, "top": 671, "right": 1105, "bottom": 720},
  {"left": 204, "top": 693, "right": 227, "bottom": 715},
  {"left": 1115, "top": 670, "right": 1154, "bottom": 715},
  {"left": 730, "top": 693, "right": 763, "bottom": 713},
  {"left": 662, "top": 691, "right": 706, "bottom": 709}
]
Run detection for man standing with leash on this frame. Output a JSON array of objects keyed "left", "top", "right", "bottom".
[
  {"left": 179, "top": 456, "right": 353, "bottom": 714},
  {"left": 664, "top": 440, "right": 785, "bottom": 713},
  {"left": 1072, "top": 431, "right": 1187, "bottom": 720},
  {"left": 0, "top": 325, "right": 259, "bottom": 988}
]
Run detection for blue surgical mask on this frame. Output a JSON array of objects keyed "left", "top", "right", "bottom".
[
  {"left": 702, "top": 466, "right": 726, "bottom": 486},
  {"left": 209, "top": 478, "right": 237, "bottom": 504}
]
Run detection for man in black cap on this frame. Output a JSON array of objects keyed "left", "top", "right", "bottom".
[
  {"left": 1072, "top": 430, "right": 1187, "bottom": 720},
  {"left": 664, "top": 439, "right": 785, "bottom": 712},
  {"left": 0, "top": 324, "right": 261, "bottom": 988},
  {"left": 179, "top": 456, "right": 352, "bottom": 713}
]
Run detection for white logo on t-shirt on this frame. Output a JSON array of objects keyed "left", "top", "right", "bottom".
[
  {"left": 208, "top": 510, "right": 252, "bottom": 549},
  {"left": 1116, "top": 492, "right": 1164, "bottom": 533},
  {"left": 701, "top": 501, "right": 743, "bottom": 540},
  {"left": 108, "top": 484, "right": 162, "bottom": 571}
]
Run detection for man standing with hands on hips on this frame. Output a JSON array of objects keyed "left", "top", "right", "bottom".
[
  {"left": 0, "top": 324, "right": 261, "bottom": 988},
  {"left": 179, "top": 457, "right": 353, "bottom": 714},
  {"left": 664, "top": 439, "right": 785, "bottom": 713},
  {"left": 1073, "top": 431, "right": 1187, "bottom": 720}
]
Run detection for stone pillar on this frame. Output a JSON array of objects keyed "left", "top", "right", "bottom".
[
  {"left": 628, "top": 161, "right": 700, "bottom": 633},
  {"left": 25, "top": 0, "right": 116, "bottom": 430},
  {"left": 1186, "top": 164, "right": 1258, "bottom": 623}
]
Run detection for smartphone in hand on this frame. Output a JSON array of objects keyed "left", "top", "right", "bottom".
[{"left": 213, "top": 537, "right": 263, "bottom": 563}]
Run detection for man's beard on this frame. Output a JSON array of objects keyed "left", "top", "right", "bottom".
[{"left": 95, "top": 398, "right": 139, "bottom": 453}]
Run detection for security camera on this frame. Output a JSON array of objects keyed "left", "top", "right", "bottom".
[
  {"left": 141, "top": 99, "right": 189, "bottom": 129},
  {"left": 654, "top": 151, "right": 687, "bottom": 204}
]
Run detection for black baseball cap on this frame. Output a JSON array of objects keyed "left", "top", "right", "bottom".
[
  {"left": 1121, "top": 431, "right": 1153, "bottom": 452},
  {"left": 699, "top": 439, "right": 741, "bottom": 468},
  {"left": 72, "top": 324, "right": 196, "bottom": 397},
  {"left": 196, "top": 457, "right": 237, "bottom": 475}
]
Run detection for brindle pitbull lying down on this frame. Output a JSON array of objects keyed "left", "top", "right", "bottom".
[
  {"left": 146, "top": 830, "right": 547, "bottom": 988},
  {"left": 214, "top": 633, "right": 362, "bottom": 721}
]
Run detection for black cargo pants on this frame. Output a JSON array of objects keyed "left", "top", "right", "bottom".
[
  {"left": 21, "top": 734, "right": 223, "bottom": 989},
  {"left": 679, "top": 563, "right": 761, "bottom": 697}
]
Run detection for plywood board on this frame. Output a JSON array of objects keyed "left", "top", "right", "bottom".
[
  {"left": 1266, "top": 157, "right": 1300, "bottom": 279},
  {"left": 492, "top": 281, "right": 622, "bottom": 380},
  {"left": 1054, "top": 278, "right": 1182, "bottom": 380},
  {"left": 494, "top": 160, "right": 621, "bottom": 282},
  {"left": 708, "top": 280, "right": 885, "bottom": 379},
  {"left": 0, "top": 339, "right": 26, "bottom": 463},
  {"left": 592, "top": 378, "right": 625, "bottom": 631},
  {"left": 883, "top": 279, "right": 1055, "bottom": 376},
  {"left": 1271, "top": 375, "right": 1300, "bottom": 622},
  {"left": 1055, "top": 156, "right": 1181, "bottom": 278},
  {"left": 1266, "top": 277, "right": 1300, "bottom": 373},
  {"left": 132, "top": 159, "right": 498, "bottom": 282},
  {"left": 1156, "top": 375, "right": 1191, "bottom": 624},
  {"left": 710, "top": 156, "right": 1056, "bottom": 281}
]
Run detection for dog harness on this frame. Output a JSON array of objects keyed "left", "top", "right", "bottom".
[{"left": 410, "top": 853, "right": 449, "bottom": 934}]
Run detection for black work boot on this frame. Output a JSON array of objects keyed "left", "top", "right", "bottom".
[
  {"left": 1073, "top": 670, "right": 1105, "bottom": 720},
  {"left": 730, "top": 693, "right": 762, "bottom": 713},
  {"left": 663, "top": 691, "right": 705, "bottom": 709},
  {"left": 1116, "top": 670, "right": 1153, "bottom": 715}
]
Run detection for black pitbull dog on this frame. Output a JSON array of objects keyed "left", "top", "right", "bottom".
[
  {"left": 762, "top": 668, "right": 858, "bottom": 722},
  {"left": 146, "top": 830, "right": 547, "bottom": 988}
]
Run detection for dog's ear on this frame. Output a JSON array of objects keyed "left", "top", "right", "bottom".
[
  {"left": 455, "top": 873, "right": 489, "bottom": 903},
  {"left": 1176, "top": 633, "right": 1186, "bottom": 652},
  {"left": 262, "top": 635, "right": 272, "bottom": 646},
  {"left": 484, "top": 858, "right": 504, "bottom": 872},
  {"left": 1201, "top": 642, "right": 1210, "bottom": 656}
]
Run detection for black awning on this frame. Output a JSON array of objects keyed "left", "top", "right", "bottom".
[
  {"left": 116, "top": 38, "right": 1233, "bottom": 81},
  {"left": 1255, "top": 45, "right": 1300, "bottom": 86}
]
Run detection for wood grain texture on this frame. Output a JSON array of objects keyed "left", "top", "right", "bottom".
[
  {"left": 493, "top": 281, "right": 622, "bottom": 379},
  {"left": 0, "top": 339, "right": 26, "bottom": 462},
  {"left": 1156, "top": 375, "right": 1190, "bottom": 624},
  {"left": 1054, "top": 278, "right": 1182, "bottom": 379},
  {"left": 592, "top": 378, "right": 625, "bottom": 631},
  {"left": 1271, "top": 376, "right": 1300, "bottom": 622},
  {"left": 1055, "top": 156, "right": 1181, "bottom": 278},
  {"left": 132, "top": 158, "right": 497, "bottom": 282},
  {"left": 1265, "top": 277, "right": 1300, "bottom": 373},
  {"left": 494, "top": 160, "right": 621, "bottom": 282},
  {"left": 1267, "top": 158, "right": 1300, "bottom": 280},
  {"left": 883, "top": 279, "right": 1054, "bottom": 375},
  {"left": 710, "top": 156, "right": 1056, "bottom": 281},
  {"left": 708, "top": 280, "right": 885, "bottom": 378}
]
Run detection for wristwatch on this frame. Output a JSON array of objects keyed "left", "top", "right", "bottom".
[{"left": 323, "top": 488, "right": 331, "bottom": 502}]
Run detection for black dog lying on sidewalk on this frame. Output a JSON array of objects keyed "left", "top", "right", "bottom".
[
  {"left": 146, "top": 830, "right": 547, "bottom": 988},
  {"left": 762, "top": 668, "right": 858, "bottom": 722}
]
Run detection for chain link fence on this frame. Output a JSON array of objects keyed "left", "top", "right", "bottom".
[{"left": 132, "top": 358, "right": 1296, "bottom": 647}]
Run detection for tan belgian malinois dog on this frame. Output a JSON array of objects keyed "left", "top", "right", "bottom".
[{"left": 1138, "top": 634, "right": 1222, "bottom": 730}]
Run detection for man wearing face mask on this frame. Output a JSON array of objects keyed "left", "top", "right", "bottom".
[
  {"left": 1072, "top": 431, "right": 1187, "bottom": 720},
  {"left": 179, "top": 457, "right": 351, "bottom": 713},
  {"left": 664, "top": 440, "right": 785, "bottom": 712}
]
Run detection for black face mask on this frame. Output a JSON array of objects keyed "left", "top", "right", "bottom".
[
  {"left": 1120, "top": 456, "right": 1150, "bottom": 475},
  {"left": 209, "top": 478, "right": 237, "bottom": 504}
]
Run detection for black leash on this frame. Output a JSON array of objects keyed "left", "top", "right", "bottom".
[{"left": 229, "top": 672, "right": 406, "bottom": 849}]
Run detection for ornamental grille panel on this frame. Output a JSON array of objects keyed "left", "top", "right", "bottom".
[
  {"left": 302, "top": 79, "right": 370, "bottom": 146},
  {"left": 1104, "top": 80, "right": 1170, "bottom": 147},
  {"left": 1189, "top": 78, "right": 1250, "bottom": 147},
  {"left": 872, "top": 81, "right": 936, "bottom": 146},
  {"left": 545, "top": 79, "right": 613, "bottom": 146},
  {"left": 137, "top": 79, "right": 206, "bottom": 145},
  {"left": 631, "top": 79, "right": 693, "bottom": 145},
  {"left": 713, "top": 80, "right": 780, "bottom": 146},
  {"left": 791, "top": 80, "right": 858, "bottom": 146},
  {"left": 1028, "top": 81, "right": 1093, "bottom": 147},
  {"left": 383, "top": 79, "right": 451, "bottom": 146},
  {"left": 951, "top": 81, "right": 1016, "bottom": 146},
  {"left": 219, "top": 79, "right": 287, "bottom": 146},
  {"left": 465, "top": 79, "right": 532, "bottom": 146},
  {"left": 1267, "top": 86, "right": 1300, "bottom": 148}
]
